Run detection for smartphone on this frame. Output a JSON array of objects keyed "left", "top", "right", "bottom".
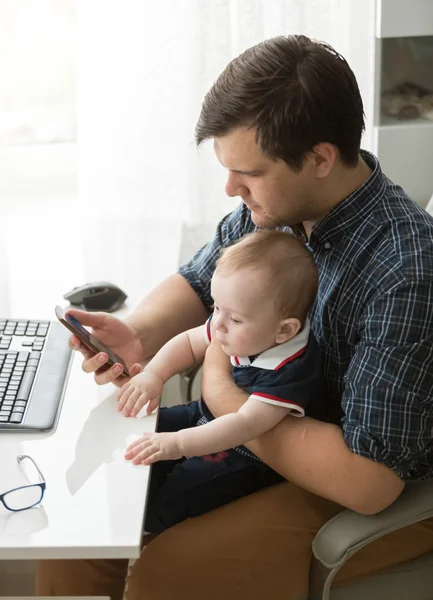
[{"left": 55, "top": 305, "right": 130, "bottom": 378}]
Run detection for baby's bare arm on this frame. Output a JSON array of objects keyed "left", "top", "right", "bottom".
[
  {"left": 177, "top": 398, "right": 289, "bottom": 457},
  {"left": 145, "top": 324, "right": 207, "bottom": 383}
]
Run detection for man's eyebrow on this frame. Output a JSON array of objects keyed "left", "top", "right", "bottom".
[{"left": 230, "top": 168, "right": 263, "bottom": 175}]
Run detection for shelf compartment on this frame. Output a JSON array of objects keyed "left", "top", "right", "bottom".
[
  {"left": 377, "top": 0, "right": 433, "bottom": 39},
  {"left": 376, "top": 122, "right": 433, "bottom": 206}
]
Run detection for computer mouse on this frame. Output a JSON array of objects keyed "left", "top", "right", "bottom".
[{"left": 63, "top": 281, "right": 128, "bottom": 312}]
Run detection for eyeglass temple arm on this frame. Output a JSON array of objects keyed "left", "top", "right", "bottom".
[{"left": 17, "top": 454, "right": 46, "bottom": 484}]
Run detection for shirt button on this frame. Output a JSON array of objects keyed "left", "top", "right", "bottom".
[{"left": 323, "top": 241, "right": 332, "bottom": 250}]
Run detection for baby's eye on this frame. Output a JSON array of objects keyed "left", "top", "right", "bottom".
[
  {"left": 230, "top": 317, "right": 242, "bottom": 324},
  {"left": 213, "top": 305, "right": 220, "bottom": 312}
]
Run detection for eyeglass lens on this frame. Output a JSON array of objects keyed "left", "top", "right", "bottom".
[{"left": 2, "top": 485, "right": 43, "bottom": 511}]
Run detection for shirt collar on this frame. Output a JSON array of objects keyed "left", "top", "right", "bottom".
[
  {"left": 230, "top": 318, "right": 310, "bottom": 371},
  {"left": 291, "top": 150, "right": 386, "bottom": 248}
]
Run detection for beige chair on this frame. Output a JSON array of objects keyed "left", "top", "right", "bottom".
[
  {"left": 179, "top": 366, "right": 433, "bottom": 600},
  {"left": 309, "top": 480, "right": 433, "bottom": 599}
]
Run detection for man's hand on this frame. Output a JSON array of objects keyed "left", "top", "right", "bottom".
[
  {"left": 204, "top": 335, "right": 232, "bottom": 373},
  {"left": 66, "top": 308, "right": 144, "bottom": 387},
  {"left": 202, "top": 337, "right": 247, "bottom": 417},
  {"left": 124, "top": 432, "right": 183, "bottom": 464},
  {"left": 116, "top": 370, "right": 164, "bottom": 417}
]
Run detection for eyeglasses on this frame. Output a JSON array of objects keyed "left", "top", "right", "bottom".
[{"left": 0, "top": 455, "right": 46, "bottom": 512}]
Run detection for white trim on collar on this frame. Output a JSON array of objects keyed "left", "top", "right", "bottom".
[{"left": 230, "top": 318, "right": 310, "bottom": 371}]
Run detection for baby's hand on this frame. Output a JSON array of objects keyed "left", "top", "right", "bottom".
[
  {"left": 116, "top": 370, "right": 163, "bottom": 418},
  {"left": 124, "top": 432, "right": 182, "bottom": 464}
]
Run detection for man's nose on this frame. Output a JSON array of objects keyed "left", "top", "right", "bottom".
[{"left": 225, "top": 173, "right": 248, "bottom": 198}]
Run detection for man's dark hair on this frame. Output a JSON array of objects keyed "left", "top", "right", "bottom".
[{"left": 195, "top": 35, "right": 365, "bottom": 170}]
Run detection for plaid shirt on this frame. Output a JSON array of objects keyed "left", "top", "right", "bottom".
[{"left": 179, "top": 151, "right": 433, "bottom": 482}]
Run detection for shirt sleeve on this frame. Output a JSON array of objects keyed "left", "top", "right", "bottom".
[
  {"left": 248, "top": 340, "right": 325, "bottom": 419},
  {"left": 178, "top": 202, "right": 254, "bottom": 311},
  {"left": 342, "top": 281, "right": 433, "bottom": 482},
  {"left": 203, "top": 314, "right": 212, "bottom": 346}
]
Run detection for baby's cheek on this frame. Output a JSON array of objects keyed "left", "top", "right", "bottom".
[{"left": 234, "top": 332, "right": 254, "bottom": 353}]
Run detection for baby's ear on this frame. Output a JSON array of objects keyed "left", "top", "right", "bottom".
[{"left": 275, "top": 318, "right": 301, "bottom": 344}]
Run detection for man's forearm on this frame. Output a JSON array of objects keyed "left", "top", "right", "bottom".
[
  {"left": 248, "top": 416, "right": 404, "bottom": 514},
  {"left": 126, "top": 274, "right": 209, "bottom": 360},
  {"left": 204, "top": 367, "right": 404, "bottom": 514}
]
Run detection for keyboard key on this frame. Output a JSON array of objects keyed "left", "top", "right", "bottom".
[
  {"left": 9, "top": 412, "right": 24, "bottom": 423},
  {"left": 16, "top": 370, "right": 36, "bottom": 401},
  {"left": 14, "top": 400, "right": 27, "bottom": 409}
]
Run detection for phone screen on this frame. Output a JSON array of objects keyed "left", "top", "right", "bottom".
[{"left": 55, "top": 305, "right": 129, "bottom": 377}]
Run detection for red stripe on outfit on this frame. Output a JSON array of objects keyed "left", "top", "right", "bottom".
[
  {"left": 253, "top": 392, "right": 303, "bottom": 409},
  {"left": 233, "top": 356, "right": 240, "bottom": 366},
  {"left": 275, "top": 346, "right": 307, "bottom": 371},
  {"left": 206, "top": 319, "right": 212, "bottom": 343}
]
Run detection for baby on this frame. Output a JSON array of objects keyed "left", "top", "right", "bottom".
[{"left": 119, "top": 229, "right": 325, "bottom": 533}]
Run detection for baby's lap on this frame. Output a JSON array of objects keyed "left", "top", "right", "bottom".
[
  {"left": 157, "top": 401, "right": 201, "bottom": 432},
  {"left": 154, "top": 448, "right": 280, "bottom": 500}
]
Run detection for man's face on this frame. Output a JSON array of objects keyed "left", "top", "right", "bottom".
[{"left": 214, "top": 127, "right": 320, "bottom": 228}]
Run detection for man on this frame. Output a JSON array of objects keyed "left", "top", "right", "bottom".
[{"left": 36, "top": 35, "right": 433, "bottom": 600}]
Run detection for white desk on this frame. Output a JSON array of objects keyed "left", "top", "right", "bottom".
[
  {"left": 0, "top": 207, "right": 185, "bottom": 562},
  {"left": 0, "top": 338, "right": 157, "bottom": 560}
]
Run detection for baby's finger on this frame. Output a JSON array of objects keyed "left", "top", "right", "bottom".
[
  {"left": 125, "top": 439, "right": 153, "bottom": 461},
  {"left": 122, "top": 389, "right": 145, "bottom": 417},
  {"left": 125, "top": 434, "right": 152, "bottom": 454},
  {"left": 116, "top": 380, "right": 131, "bottom": 401},
  {"left": 131, "top": 394, "right": 154, "bottom": 418},
  {"left": 141, "top": 449, "right": 164, "bottom": 465},
  {"left": 117, "top": 385, "right": 135, "bottom": 411},
  {"left": 131, "top": 443, "right": 159, "bottom": 465},
  {"left": 146, "top": 396, "right": 160, "bottom": 416}
]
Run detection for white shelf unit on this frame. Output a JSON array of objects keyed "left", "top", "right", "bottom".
[{"left": 373, "top": 0, "right": 433, "bottom": 206}]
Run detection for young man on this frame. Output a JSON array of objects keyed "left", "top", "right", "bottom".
[{"left": 36, "top": 35, "right": 433, "bottom": 600}]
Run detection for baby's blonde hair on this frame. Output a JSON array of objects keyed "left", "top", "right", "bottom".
[{"left": 215, "top": 230, "right": 317, "bottom": 324}]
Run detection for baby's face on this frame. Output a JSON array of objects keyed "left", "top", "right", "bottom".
[{"left": 210, "top": 268, "right": 283, "bottom": 357}]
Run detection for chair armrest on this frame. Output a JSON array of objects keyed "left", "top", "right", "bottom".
[
  {"left": 312, "top": 478, "right": 433, "bottom": 570},
  {"left": 179, "top": 363, "right": 203, "bottom": 404}
]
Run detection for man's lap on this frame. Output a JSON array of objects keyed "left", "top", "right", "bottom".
[{"left": 36, "top": 480, "right": 433, "bottom": 600}]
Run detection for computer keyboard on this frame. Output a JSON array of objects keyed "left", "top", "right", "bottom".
[{"left": 0, "top": 318, "right": 72, "bottom": 431}]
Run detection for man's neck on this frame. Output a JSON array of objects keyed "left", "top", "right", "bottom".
[{"left": 303, "top": 155, "right": 372, "bottom": 238}]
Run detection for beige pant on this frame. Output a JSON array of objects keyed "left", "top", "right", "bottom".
[{"left": 36, "top": 481, "right": 433, "bottom": 600}]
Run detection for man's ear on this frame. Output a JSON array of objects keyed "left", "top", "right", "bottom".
[
  {"left": 310, "top": 143, "right": 337, "bottom": 179},
  {"left": 275, "top": 318, "right": 301, "bottom": 344}
]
